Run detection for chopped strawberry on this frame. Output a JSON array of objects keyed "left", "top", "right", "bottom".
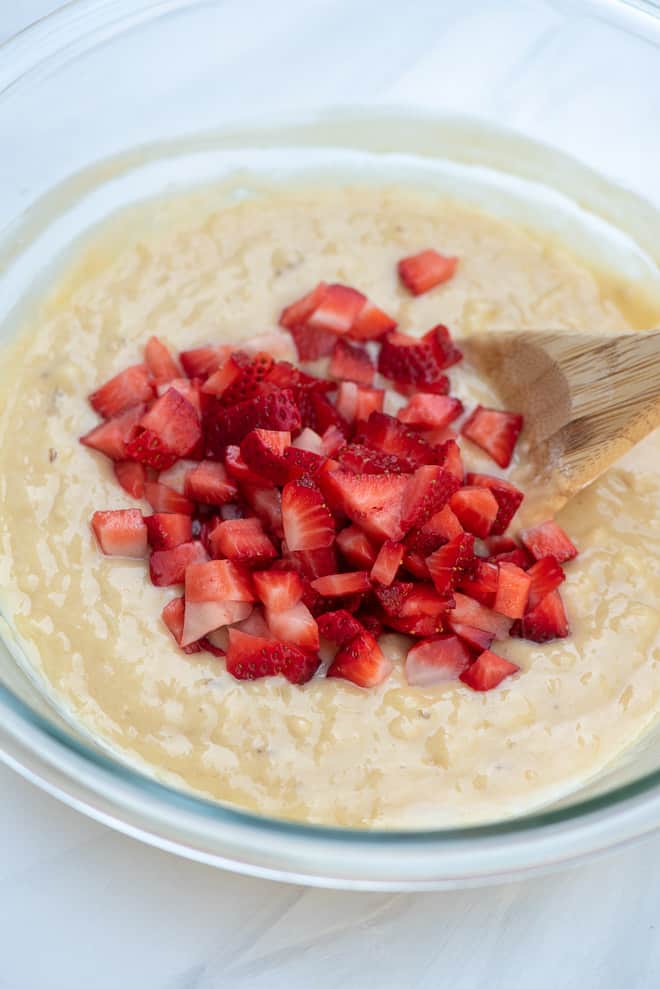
[
  {"left": 288, "top": 322, "right": 338, "bottom": 361},
  {"left": 355, "top": 609, "right": 384, "bottom": 639},
  {"left": 307, "top": 283, "right": 367, "bottom": 336},
  {"left": 292, "top": 546, "right": 339, "bottom": 580},
  {"left": 161, "top": 597, "right": 202, "bottom": 654},
  {"left": 406, "top": 504, "right": 464, "bottom": 557},
  {"left": 402, "top": 550, "right": 431, "bottom": 580},
  {"left": 329, "top": 338, "right": 374, "bottom": 386},
  {"left": 283, "top": 447, "right": 324, "bottom": 482},
  {"left": 266, "top": 601, "right": 320, "bottom": 652},
  {"left": 158, "top": 377, "right": 202, "bottom": 414},
  {"left": 321, "top": 470, "right": 408, "bottom": 543},
  {"left": 224, "top": 445, "right": 271, "bottom": 487},
  {"left": 348, "top": 301, "right": 397, "bottom": 340},
  {"left": 383, "top": 611, "right": 446, "bottom": 638},
  {"left": 113, "top": 460, "right": 146, "bottom": 499},
  {"left": 182, "top": 581, "right": 252, "bottom": 647},
  {"left": 450, "top": 592, "right": 512, "bottom": 639},
  {"left": 466, "top": 473, "right": 524, "bottom": 535},
  {"left": 208, "top": 517, "right": 277, "bottom": 565},
  {"left": 397, "top": 250, "right": 458, "bottom": 295},
  {"left": 484, "top": 535, "right": 517, "bottom": 555},
  {"left": 266, "top": 361, "right": 333, "bottom": 394},
  {"left": 242, "top": 331, "right": 296, "bottom": 361},
  {"left": 357, "top": 412, "right": 436, "bottom": 467},
  {"left": 448, "top": 622, "right": 495, "bottom": 654},
  {"left": 320, "top": 424, "right": 347, "bottom": 457},
  {"left": 144, "top": 481, "right": 194, "bottom": 515},
  {"left": 89, "top": 364, "right": 154, "bottom": 419},
  {"left": 457, "top": 559, "right": 499, "bottom": 607},
  {"left": 316, "top": 609, "right": 364, "bottom": 645},
  {"left": 91, "top": 509, "right": 147, "bottom": 558},
  {"left": 145, "top": 512, "right": 193, "bottom": 550},
  {"left": 370, "top": 540, "right": 404, "bottom": 586},
  {"left": 494, "top": 562, "right": 531, "bottom": 619},
  {"left": 405, "top": 634, "right": 472, "bottom": 686},
  {"left": 461, "top": 406, "right": 523, "bottom": 468},
  {"left": 149, "top": 540, "right": 209, "bottom": 586},
  {"left": 327, "top": 630, "right": 393, "bottom": 688},
  {"left": 213, "top": 352, "right": 275, "bottom": 406},
  {"left": 201, "top": 352, "right": 245, "bottom": 398},
  {"left": 436, "top": 438, "right": 464, "bottom": 482},
  {"left": 226, "top": 628, "right": 319, "bottom": 684},
  {"left": 234, "top": 606, "right": 270, "bottom": 639},
  {"left": 311, "top": 571, "right": 371, "bottom": 596},
  {"left": 450, "top": 486, "right": 499, "bottom": 538},
  {"left": 127, "top": 388, "right": 202, "bottom": 469},
  {"left": 180, "top": 344, "right": 229, "bottom": 380},
  {"left": 204, "top": 389, "right": 301, "bottom": 456},
  {"left": 145, "top": 336, "right": 180, "bottom": 384},
  {"left": 253, "top": 569, "right": 304, "bottom": 612},
  {"left": 292, "top": 427, "right": 323, "bottom": 455},
  {"left": 335, "top": 381, "right": 359, "bottom": 423},
  {"left": 460, "top": 650, "right": 519, "bottom": 691},
  {"left": 520, "top": 520, "right": 578, "bottom": 564},
  {"left": 240, "top": 428, "right": 291, "bottom": 484},
  {"left": 426, "top": 534, "right": 476, "bottom": 595},
  {"left": 512, "top": 589, "right": 569, "bottom": 643},
  {"left": 428, "top": 325, "right": 463, "bottom": 369},
  {"left": 279, "top": 281, "right": 328, "bottom": 330},
  {"left": 377, "top": 330, "right": 451, "bottom": 392},
  {"left": 308, "top": 391, "right": 350, "bottom": 438},
  {"left": 354, "top": 387, "right": 385, "bottom": 423},
  {"left": 374, "top": 581, "right": 451, "bottom": 620},
  {"left": 282, "top": 480, "right": 335, "bottom": 551},
  {"left": 185, "top": 558, "right": 255, "bottom": 604},
  {"left": 398, "top": 394, "right": 463, "bottom": 431},
  {"left": 526, "top": 556, "right": 566, "bottom": 612},
  {"left": 336, "top": 525, "right": 378, "bottom": 569},
  {"left": 184, "top": 462, "right": 238, "bottom": 507},
  {"left": 243, "top": 485, "right": 284, "bottom": 540},
  {"left": 400, "top": 465, "right": 461, "bottom": 530},
  {"left": 488, "top": 547, "right": 533, "bottom": 570},
  {"left": 80, "top": 404, "right": 146, "bottom": 461},
  {"left": 338, "top": 443, "right": 415, "bottom": 476}
]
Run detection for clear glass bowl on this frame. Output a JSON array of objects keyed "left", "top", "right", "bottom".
[{"left": 1, "top": 0, "right": 659, "bottom": 889}]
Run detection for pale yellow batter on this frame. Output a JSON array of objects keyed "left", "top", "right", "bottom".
[{"left": 0, "top": 183, "right": 658, "bottom": 828}]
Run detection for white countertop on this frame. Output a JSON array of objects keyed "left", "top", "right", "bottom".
[{"left": 2, "top": 3, "right": 660, "bottom": 986}]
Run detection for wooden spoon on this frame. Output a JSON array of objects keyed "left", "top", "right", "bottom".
[{"left": 460, "top": 329, "right": 660, "bottom": 520}]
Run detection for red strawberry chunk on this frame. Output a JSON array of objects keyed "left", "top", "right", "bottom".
[
  {"left": 183, "top": 460, "right": 238, "bottom": 505},
  {"left": 204, "top": 389, "right": 301, "bottom": 456},
  {"left": 329, "top": 338, "right": 375, "bottom": 386},
  {"left": 282, "top": 480, "right": 335, "bottom": 551},
  {"left": 292, "top": 546, "right": 339, "bottom": 581},
  {"left": 338, "top": 443, "right": 415, "bottom": 476},
  {"left": 283, "top": 446, "right": 325, "bottom": 482},
  {"left": 212, "top": 352, "right": 275, "bottom": 406},
  {"left": 321, "top": 424, "right": 346, "bottom": 457},
  {"left": 327, "top": 630, "right": 393, "bottom": 688},
  {"left": 512, "top": 589, "right": 570, "bottom": 643},
  {"left": 185, "top": 559, "right": 255, "bottom": 604},
  {"left": 489, "top": 547, "right": 533, "bottom": 570},
  {"left": 426, "top": 533, "right": 476, "bottom": 595},
  {"left": 114, "top": 460, "right": 146, "bottom": 499},
  {"left": 402, "top": 550, "right": 431, "bottom": 580},
  {"left": 311, "top": 571, "right": 371, "bottom": 596},
  {"left": 144, "top": 481, "right": 194, "bottom": 515},
  {"left": 466, "top": 473, "right": 525, "bottom": 535},
  {"left": 145, "top": 512, "right": 193, "bottom": 550},
  {"left": 182, "top": 595, "right": 252, "bottom": 647},
  {"left": 180, "top": 345, "right": 229, "bottom": 380},
  {"left": 526, "top": 556, "right": 566, "bottom": 612},
  {"left": 348, "top": 301, "right": 397, "bottom": 341},
  {"left": 370, "top": 540, "right": 404, "bottom": 586},
  {"left": 161, "top": 597, "right": 202, "bottom": 654},
  {"left": 288, "top": 322, "right": 338, "bottom": 361},
  {"left": 336, "top": 525, "right": 378, "bottom": 569},
  {"left": 355, "top": 610, "right": 384, "bottom": 639},
  {"left": 226, "top": 628, "right": 319, "bottom": 684},
  {"left": 243, "top": 485, "right": 284, "bottom": 540},
  {"left": 209, "top": 517, "right": 277, "bottom": 565},
  {"left": 437, "top": 438, "right": 464, "bottom": 482},
  {"left": 457, "top": 559, "right": 499, "bottom": 607},
  {"left": 375, "top": 581, "right": 451, "bottom": 619},
  {"left": 428, "top": 325, "right": 463, "bottom": 369},
  {"left": 378, "top": 330, "right": 451, "bottom": 391},
  {"left": 89, "top": 364, "right": 154, "bottom": 419},
  {"left": 317, "top": 609, "right": 364, "bottom": 645},
  {"left": 484, "top": 535, "right": 517, "bottom": 555},
  {"left": 357, "top": 412, "right": 436, "bottom": 467},
  {"left": 224, "top": 445, "right": 271, "bottom": 487},
  {"left": 335, "top": 381, "right": 359, "bottom": 423},
  {"left": 128, "top": 388, "right": 202, "bottom": 469},
  {"left": 158, "top": 377, "right": 202, "bottom": 414},
  {"left": 321, "top": 470, "right": 408, "bottom": 543},
  {"left": 308, "top": 391, "right": 350, "bottom": 437},
  {"left": 448, "top": 622, "right": 495, "bottom": 654},
  {"left": 201, "top": 352, "right": 245, "bottom": 397},
  {"left": 307, "top": 283, "right": 367, "bottom": 336},
  {"left": 149, "top": 540, "right": 209, "bottom": 586},
  {"left": 91, "top": 509, "right": 147, "bottom": 558},
  {"left": 234, "top": 606, "right": 270, "bottom": 639},
  {"left": 405, "top": 504, "right": 464, "bottom": 559},
  {"left": 292, "top": 427, "right": 323, "bottom": 454},
  {"left": 145, "top": 336, "right": 180, "bottom": 384},
  {"left": 266, "top": 601, "right": 320, "bottom": 652},
  {"left": 405, "top": 634, "right": 472, "bottom": 686},
  {"left": 240, "top": 429, "right": 291, "bottom": 484},
  {"left": 460, "top": 650, "right": 519, "bottom": 691},
  {"left": 520, "top": 520, "right": 578, "bottom": 564},
  {"left": 494, "top": 561, "right": 531, "bottom": 619},
  {"left": 398, "top": 394, "right": 463, "bottom": 431},
  {"left": 279, "top": 281, "right": 329, "bottom": 330},
  {"left": 354, "top": 387, "right": 385, "bottom": 423},
  {"left": 80, "top": 404, "right": 146, "bottom": 461},
  {"left": 253, "top": 570, "right": 304, "bottom": 612},
  {"left": 397, "top": 250, "right": 458, "bottom": 296},
  {"left": 401, "top": 465, "right": 461, "bottom": 531},
  {"left": 450, "top": 486, "right": 499, "bottom": 538},
  {"left": 450, "top": 592, "right": 512, "bottom": 639},
  {"left": 461, "top": 406, "right": 523, "bottom": 469}
]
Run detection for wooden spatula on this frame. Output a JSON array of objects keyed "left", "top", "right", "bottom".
[{"left": 461, "top": 330, "right": 660, "bottom": 520}]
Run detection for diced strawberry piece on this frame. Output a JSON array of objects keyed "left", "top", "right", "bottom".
[
  {"left": 185, "top": 559, "right": 255, "bottom": 604},
  {"left": 308, "top": 391, "right": 351, "bottom": 438},
  {"left": 80, "top": 404, "right": 146, "bottom": 461},
  {"left": 278, "top": 281, "right": 329, "bottom": 330},
  {"left": 145, "top": 512, "right": 193, "bottom": 550},
  {"left": 338, "top": 443, "right": 415, "bottom": 476},
  {"left": 321, "top": 470, "right": 408, "bottom": 543},
  {"left": 460, "top": 650, "right": 519, "bottom": 691},
  {"left": 208, "top": 517, "right": 276, "bottom": 565},
  {"left": 281, "top": 480, "right": 335, "bottom": 551},
  {"left": 427, "top": 325, "right": 463, "bottom": 369},
  {"left": 405, "top": 634, "right": 472, "bottom": 686},
  {"left": 327, "top": 630, "right": 392, "bottom": 688},
  {"left": 128, "top": 388, "right": 202, "bottom": 469},
  {"left": 89, "top": 364, "right": 154, "bottom": 419},
  {"left": 370, "top": 540, "right": 404, "bottom": 586},
  {"left": 307, "top": 283, "right": 367, "bottom": 336},
  {"left": 316, "top": 609, "right": 364, "bottom": 645},
  {"left": 489, "top": 547, "right": 534, "bottom": 570},
  {"left": 461, "top": 406, "right": 523, "bottom": 468},
  {"left": 288, "top": 322, "right": 338, "bottom": 361},
  {"left": 335, "top": 382, "right": 359, "bottom": 423},
  {"left": 406, "top": 503, "right": 464, "bottom": 558},
  {"left": 292, "top": 427, "right": 323, "bottom": 455},
  {"left": 437, "top": 438, "right": 464, "bottom": 482},
  {"left": 149, "top": 540, "right": 209, "bottom": 586},
  {"left": 450, "top": 592, "right": 512, "bottom": 639},
  {"left": 374, "top": 581, "right": 451, "bottom": 619},
  {"left": 354, "top": 387, "right": 385, "bottom": 423},
  {"left": 321, "top": 424, "right": 347, "bottom": 457},
  {"left": 398, "top": 394, "right": 463, "bottom": 430},
  {"left": 401, "top": 465, "right": 461, "bottom": 530},
  {"left": 243, "top": 485, "right": 284, "bottom": 539},
  {"left": 216, "top": 352, "right": 276, "bottom": 406},
  {"left": 242, "top": 331, "right": 296, "bottom": 361},
  {"left": 484, "top": 535, "right": 517, "bottom": 555},
  {"left": 383, "top": 612, "right": 446, "bottom": 638},
  {"left": 355, "top": 610, "right": 384, "bottom": 639},
  {"left": 466, "top": 473, "right": 524, "bottom": 535},
  {"left": 311, "top": 571, "right": 371, "bottom": 596},
  {"left": 180, "top": 345, "right": 229, "bottom": 380},
  {"left": 266, "top": 601, "right": 320, "bottom": 652},
  {"left": 226, "top": 628, "right": 320, "bottom": 684},
  {"left": 378, "top": 330, "right": 450, "bottom": 392},
  {"left": 145, "top": 336, "right": 180, "bottom": 384},
  {"left": 457, "top": 559, "right": 499, "bottom": 607},
  {"left": 161, "top": 597, "right": 202, "bottom": 654},
  {"left": 224, "top": 445, "right": 271, "bottom": 487},
  {"left": 158, "top": 377, "right": 202, "bottom": 414},
  {"left": 448, "top": 622, "right": 495, "bottom": 654},
  {"left": 113, "top": 460, "right": 146, "bottom": 499},
  {"left": 182, "top": 460, "right": 238, "bottom": 505},
  {"left": 526, "top": 556, "right": 566, "bottom": 612},
  {"left": 398, "top": 250, "right": 458, "bottom": 295},
  {"left": 201, "top": 352, "right": 245, "bottom": 397},
  {"left": 91, "top": 509, "right": 147, "bottom": 558},
  {"left": 494, "top": 562, "right": 531, "bottom": 619},
  {"left": 357, "top": 412, "right": 436, "bottom": 467},
  {"left": 253, "top": 570, "right": 304, "bottom": 612},
  {"left": 329, "top": 338, "right": 374, "bottom": 386},
  {"left": 426, "top": 533, "right": 476, "bottom": 595},
  {"left": 450, "top": 486, "right": 499, "bottom": 539},
  {"left": 204, "top": 389, "right": 301, "bottom": 456},
  {"left": 182, "top": 595, "right": 252, "bottom": 647},
  {"left": 336, "top": 525, "right": 378, "bottom": 569},
  {"left": 283, "top": 447, "right": 324, "bottom": 482},
  {"left": 348, "top": 301, "right": 397, "bottom": 340},
  {"left": 402, "top": 550, "right": 431, "bottom": 580},
  {"left": 144, "top": 481, "right": 194, "bottom": 515},
  {"left": 512, "top": 589, "right": 570, "bottom": 643},
  {"left": 520, "top": 520, "right": 578, "bottom": 564},
  {"left": 240, "top": 428, "right": 291, "bottom": 485},
  {"left": 291, "top": 546, "right": 339, "bottom": 580},
  {"left": 234, "top": 606, "right": 270, "bottom": 639}
]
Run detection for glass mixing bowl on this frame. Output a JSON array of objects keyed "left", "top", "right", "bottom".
[{"left": 0, "top": 0, "right": 659, "bottom": 889}]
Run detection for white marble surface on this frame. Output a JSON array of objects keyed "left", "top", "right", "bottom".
[{"left": 2, "top": 2, "right": 660, "bottom": 987}]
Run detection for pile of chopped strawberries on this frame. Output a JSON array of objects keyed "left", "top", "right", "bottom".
[{"left": 81, "top": 248, "right": 578, "bottom": 692}]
